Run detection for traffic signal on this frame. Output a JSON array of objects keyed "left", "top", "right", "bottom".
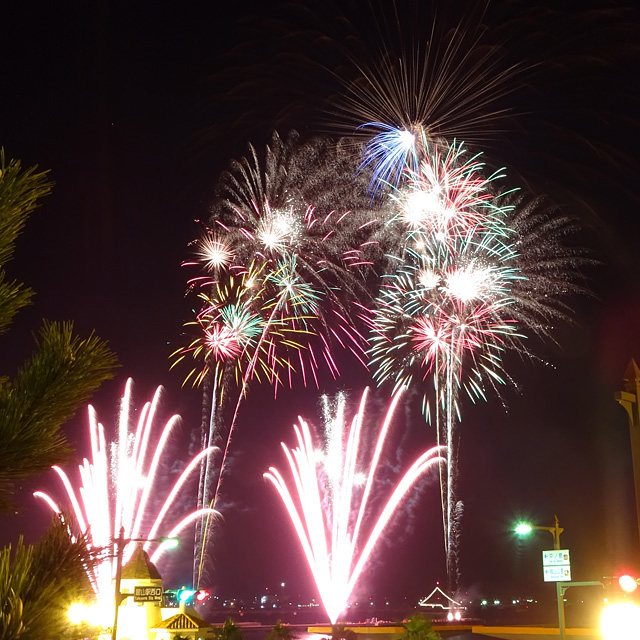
[
  {"left": 601, "top": 573, "right": 640, "bottom": 639},
  {"left": 602, "top": 573, "right": 640, "bottom": 604},
  {"left": 195, "top": 589, "right": 210, "bottom": 603},
  {"left": 178, "top": 587, "right": 197, "bottom": 602},
  {"left": 618, "top": 574, "right": 639, "bottom": 594}
]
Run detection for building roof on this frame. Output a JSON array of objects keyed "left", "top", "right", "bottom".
[
  {"left": 121, "top": 543, "right": 162, "bottom": 580},
  {"left": 152, "top": 611, "right": 212, "bottom": 630},
  {"left": 418, "top": 585, "right": 462, "bottom": 610},
  {"left": 624, "top": 358, "right": 640, "bottom": 384}
]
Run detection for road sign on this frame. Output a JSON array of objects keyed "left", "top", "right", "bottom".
[
  {"left": 133, "top": 586, "right": 163, "bottom": 602},
  {"left": 542, "top": 549, "right": 571, "bottom": 582},
  {"left": 542, "top": 549, "right": 570, "bottom": 566},
  {"left": 544, "top": 565, "right": 572, "bottom": 582}
]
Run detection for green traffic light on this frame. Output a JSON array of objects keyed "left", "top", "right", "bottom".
[
  {"left": 178, "top": 588, "right": 196, "bottom": 602},
  {"left": 515, "top": 523, "right": 532, "bottom": 535}
]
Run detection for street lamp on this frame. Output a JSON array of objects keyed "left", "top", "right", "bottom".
[
  {"left": 515, "top": 515, "right": 564, "bottom": 549},
  {"left": 515, "top": 515, "right": 566, "bottom": 640},
  {"left": 111, "top": 527, "right": 179, "bottom": 640}
]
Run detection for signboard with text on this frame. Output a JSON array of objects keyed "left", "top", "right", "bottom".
[
  {"left": 542, "top": 549, "right": 571, "bottom": 582},
  {"left": 133, "top": 586, "right": 163, "bottom": 602},
  {"left": 543, "top": 565, "right": 571, "bottom": 582},
  {"left": 542, "top": 549, "right": 570, "bottom": 566}
]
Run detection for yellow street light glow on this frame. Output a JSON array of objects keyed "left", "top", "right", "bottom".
[
  {"left": 68, "top": 601, "right": 112, "bottom": 628},
  {"left": 68, "top": 602, "right": 89, "bottom": 625},
  {"left": 601, "top": 602, "right": 640, "bottom": 640}
]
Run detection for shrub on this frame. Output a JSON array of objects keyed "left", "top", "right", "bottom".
[{"left": 400, "top": 613, "right": 440, "bottom": 640}]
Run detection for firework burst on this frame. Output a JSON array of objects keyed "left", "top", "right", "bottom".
[
  {"left": 329, "top": 2, "right": 526, "bottom": 195},
  {"left": 163, "top": 0, "right": 597, "bottom": 605},
  {"left": 181, "top": 131, "right": 379, "bottom": 397},
  {"left": 361, "top": 135, "right": 588, "bottom": 588},
  {"left": 33, "top": 378, "right": 219, "bottom": 612},
  {"left": 264, "top": 388, "right": 444, "bottom": 624},
  {"left": 178, "top": 130, "right": 380, "bottom": 588}
]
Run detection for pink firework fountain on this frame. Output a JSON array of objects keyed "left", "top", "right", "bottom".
[
  {"left": 264, "top": 387, "right": 444, "bottom": 623},
  {"left": 34, "top": 378, "right": 219, "bottom": 610}
]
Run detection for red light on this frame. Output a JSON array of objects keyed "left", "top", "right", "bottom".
[
  {"left": 618, "top": 575, "right": 638, "bottom": 593},
  {"left": 195, "top": 589, "right": 210, "bottom": 602}
]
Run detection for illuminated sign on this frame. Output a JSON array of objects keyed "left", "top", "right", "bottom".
[{"left": 133, "top": 586, "right": 163, "bottom": 602}]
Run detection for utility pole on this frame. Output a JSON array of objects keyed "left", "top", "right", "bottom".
[
  {"left": 550, "top": 516, "right": 566, "bottom": 640},
  {"left": 614, "top": 358, "right": 640, "bottom": 547},
  {"left": 516, "top": 515, "right": 566, "bottom": 640},
  {"left": 112, "top": 527, "right": 126, "bottom": 640}
]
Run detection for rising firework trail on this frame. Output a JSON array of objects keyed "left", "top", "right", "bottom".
[
  {"left": 334, "top": 6, "right": 587, "bottom": 586},
  {"left": 264, "top": 387, "right": 445, "bottom": 624},
  {"left": 177, "top": 130, "right": 377, "bottom": 588},
  {"left": 34, "top": 378, "right": 219, "bottom": 615},
  {"left": 361, "top": 133, "right": 587, "bottom": 589},
  {"left": 181, "top": 2, "right": 588, "bottom": 594}
]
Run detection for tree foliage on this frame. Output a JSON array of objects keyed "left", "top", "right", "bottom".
[
  {"left": 0, "top": 150, "right": 118, "bottom": 509},
  {"left": 0, "top": 151, "right": 50, "bottom": 336},
  {"left": 265, "top": 620, "right": 294, "bottom": 640},
  {"left": 214, "top": 617, "right": 244, "bottom": 640},
  {"left": 325, "top": 624, "right": 356, "bottom": 640},
  {"left": 0, "top": 518, "right": 99, "bottom": 640},
  {"left": 400, "top": 614, "right": 440, "bottom": 640}
]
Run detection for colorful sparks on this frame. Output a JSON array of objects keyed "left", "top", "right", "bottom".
[
  {"left": 177, "top": 131, "right": 380, "bottom": 588},
  {"left": 358, "top": 132, "right": 585, "bottom": 588},
  {"left": 176, "top": 25, "right": 585, "bottom": 594},
  {"left": 34, "top": 378, "right": 219, "bottom": 610},
  {"left": 264, "top": 388, "right": 445, "bottom": 623}
]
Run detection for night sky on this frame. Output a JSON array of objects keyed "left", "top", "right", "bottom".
[{"left": 1, "top": 0, "right": 640, "bottom": 608}]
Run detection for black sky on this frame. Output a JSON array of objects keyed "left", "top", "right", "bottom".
[{"left": 1, "top": 0, "right": 640, "bottom": 608}]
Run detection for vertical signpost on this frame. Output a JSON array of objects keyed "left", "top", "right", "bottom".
[
  {"left": 615, "top": 359, "right": 640, "bottom": 548},
  {"left": 515, "top": 516, "right": 566, "bottom": 640},
  {"left": 542, "top": 547, "right": 570, "bottom": 640}
]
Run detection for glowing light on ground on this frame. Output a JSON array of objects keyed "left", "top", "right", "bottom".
[
  {"left": 601, "top": 602, "right": 640, "bottom": 640},
  {"left": 264, "top": 388, "right": 444, "bottom": 624}
]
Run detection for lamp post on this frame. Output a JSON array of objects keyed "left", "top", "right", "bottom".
[
  {"left": 515, "top": 515, "right": 566, "bottom": 640},
  {"left": 111, "top": 527, "right": 178, "bottom": 640},
  {"left": 615, "top": 358, "right": 640, "bottom": 547}
]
